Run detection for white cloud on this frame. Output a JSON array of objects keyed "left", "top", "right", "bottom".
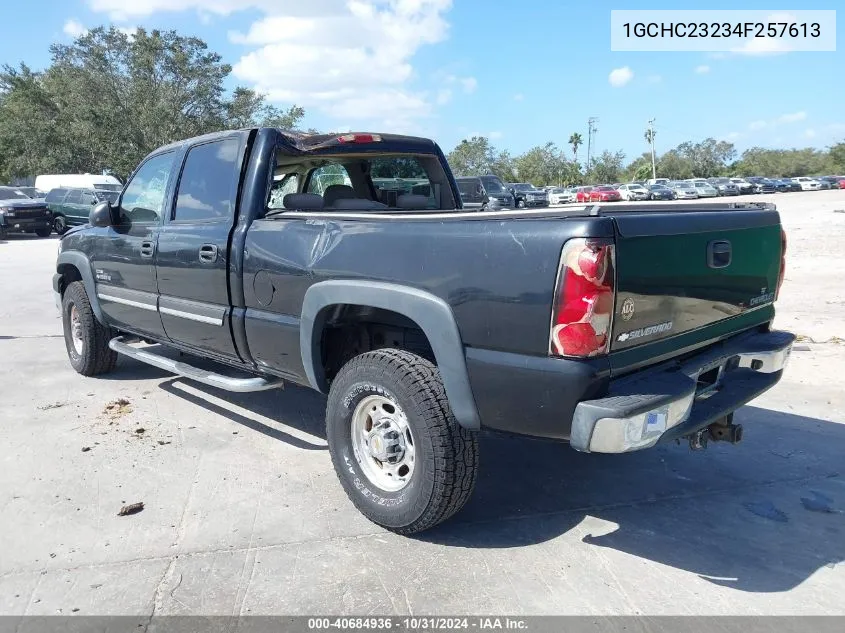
[
  {"left": 63, "top": 19, "right": 87, "bottom": 38},
  {"left": 89, "top": 0, "right": 456, "bottom": 131},
  {"left": 804, "top": 128, "right": 817, "bottom": 139},
  {"left": 608, "top": 66, "right": 633, "bottom": 87},
  {"left": 646, "top": 74, "right": 662, "bottom": 84},
  {"left": 513, "top": 93, "right": 524, "bottom": 102},
  {"left": 777, "top": 111, "right": 807, "bottom": 124},
  {"left": 460, "top": 77, "right": 478, "bottom": 94},
  {"left": 694, "top": 65, "right": 710, "bottom": 74},
  {"left": 436, "top": 89, "right": 452, "bottom": 105}
]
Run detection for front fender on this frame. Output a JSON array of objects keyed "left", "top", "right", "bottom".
[
  {"left": 300, "top": 280, "right": 481, "bottom": 430},
  {"left": 56, "top": 250, "right": 106, "bottom": 325}
]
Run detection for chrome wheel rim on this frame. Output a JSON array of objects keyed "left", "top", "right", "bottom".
[
  {"left": 70, "top": 305, "right": 84, "bottom": 355},
  {"left": 351, "top": 394, "right": 415, "bottom": 492}
]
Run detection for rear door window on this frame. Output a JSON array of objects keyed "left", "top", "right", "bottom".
[
  {"left": 45, "top": 189, "right": 67, "bottom": 203},
  {"left": 64, "top": 189, "right": 83, "bottom": 204},
  {"left": 172, "top": 138, "right": 241, "bottom": 223}
]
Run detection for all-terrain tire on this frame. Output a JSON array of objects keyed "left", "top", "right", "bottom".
[
  {"left": 62, "top": 281, "right": 118, "bottom": 376},
  {"left": 35, "top": 226, "right": 52, "bottom": 238},
  {"left": 326, "top": 348, "right": 479, "bottom": 534},
  {"left": 53, "top": 215, "right": 68, "bottom": 235}
]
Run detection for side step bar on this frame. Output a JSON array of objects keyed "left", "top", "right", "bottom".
[{"left": 108, "top": 336, "right": 284, "bottom": 393}]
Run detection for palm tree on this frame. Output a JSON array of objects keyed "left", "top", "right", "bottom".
[{"left": 568, "top": 133, "right": 583, "bottom": 162}]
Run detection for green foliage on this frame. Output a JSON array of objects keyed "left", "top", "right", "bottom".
[
  {"left": 830, "top": 142, "right": 845, "bottom": 172},
  {"left": 513, "top": 142, "right": 569, "bottom": 186},
  {"left": 733, "top": 146, "right": 835, "bottom": 177},
  {"left": 568, "top": 133, "right": 583, "bottom": 161},
  {"left": 0, "top": 26, "right": 305, "bottom": 181},
  {"left": 591, "top": 150, "right": 626, "bottom": 184}
]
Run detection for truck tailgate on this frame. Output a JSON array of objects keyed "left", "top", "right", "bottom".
[{"left": 608, "top": 208, "right": 783, "bottom": 355}]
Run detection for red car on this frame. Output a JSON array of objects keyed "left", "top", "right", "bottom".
[
  {"left": 589, "top": 185, "right": 622, "bottom": 202},
  {"left": 574, "top": 186, "right": 593, "bottom": 202}
]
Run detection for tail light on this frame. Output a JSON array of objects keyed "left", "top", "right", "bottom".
[
  {"left": 550, "top": 238, "right": 616, "bottom": 357},
  {"left": 775, "top": 228, "right": 787, "bottom": 300},
  {"left": 337, "top": 134, "right": 382, "bottom": 143}
]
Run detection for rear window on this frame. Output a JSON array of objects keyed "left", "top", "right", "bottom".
[{"left": 65, "top": 189, "right": 83, "bottom": 204}]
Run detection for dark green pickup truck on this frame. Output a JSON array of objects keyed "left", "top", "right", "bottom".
[{"left": 46, "top": 187, "right": 120, "bottom": 235}]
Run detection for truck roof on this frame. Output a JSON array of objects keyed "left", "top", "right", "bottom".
[{"left": 152, "top": 128, "right": 438, "bottom": 156}]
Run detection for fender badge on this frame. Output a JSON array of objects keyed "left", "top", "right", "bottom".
[{"left": 620, "top": 297, "right": 635, "bottom": 321}]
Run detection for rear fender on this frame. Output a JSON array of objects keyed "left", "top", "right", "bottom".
[{"left": 300, "top": 280, "right": 481, "bottom": 430}]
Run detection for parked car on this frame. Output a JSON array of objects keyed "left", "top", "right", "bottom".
[
  {"left": 669, "top": 181, "right": 698, "bottom": 199},
  {"left": 773, "top": 178, "right": 801, "bottom": 193},
  {"left": 508, "top": 183, "right": 549, "bottom": 208},
  {"left": 792, "top": 177, "right": 822, "bottom": 191},
  {"left": 547, "top": 187, "right": 573, "bottom": 204},
  {"left": 745, "top": 177, "right": 777, "bottom": 194},
  {"left": 729, "top": 178, "right": 756, "bottom": 195},
  {"left": 647, "top": 184, "right": 675, "bottom": 200},
  {"left": 8, "top": 186, "right": 46, "bottom": 199},
  {"left": 574, "top": 186, "right": 593, "bottom": 203},
  {"left": 52, "top": 126, "right": 793, "bottom": 534},
  {"left": 645, "top": 178, "right": 670, "bottom": 186},
  {"left": 455, "top": 176, "right": 514, "bottom": 211},
  {"left": 706, "top": 178, "right": 740, "bottom": 196},
  {"left": 46, "top": 187, "right": 121, "bottom": 234},
  {"left": 35, "top": 174, "right": 122, "bottom": 194},
  {"left": 688, "top": 180, "right": 719, "bottom": 198},
  {"left": 589, "top": 186, "right": 622, "bottom": 202},
  {"left": 0, "top": 186, "right": 53, "bottom": 239},
  {"left": 816, "top": 176, "right": 839, "bottom": 190},
  {"left": 616, "top": 183, "right": 650, "bottom": 201}
]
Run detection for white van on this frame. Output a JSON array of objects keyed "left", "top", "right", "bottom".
[
  {"left": 34, "top": 174, "right": 123, "bottom": 193},
  {"left": 646, "top": 178, "right": 670, "bottom": 186}
]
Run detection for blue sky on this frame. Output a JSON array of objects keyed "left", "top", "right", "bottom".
[{"left": 2, "top": 0, "right": 843, "bottom": 162}]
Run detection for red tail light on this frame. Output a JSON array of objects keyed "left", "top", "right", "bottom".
[
  {"left": 337, "top": 134, "right": 382, "bottom": 144},
  {"left": 775, "top": 228, "right": 787, "bottom": 300},
  {"left": 550, "top": 238, "right": 616, "bottom": 357}
]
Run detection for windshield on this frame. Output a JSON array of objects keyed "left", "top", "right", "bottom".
[
  {"left": 648, "top": 185, "right": 667, "bottom": 191},
  {"left": 480, "top": 177, "right": 506, "bottom": 193},
  {"left": 0, "top": 188, "right": 30, "bottom": 200},
  {"left": 512, "top": 183, "right": 533, "bottom": 191}
]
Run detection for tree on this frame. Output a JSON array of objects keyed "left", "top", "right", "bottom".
[
  {"left": 591, "top": 150, "right": 625, "bottom": 184},
  {"left": 446, "top": 136, "right": 496, "bottom": 176},
  {"left": 657, "top": 150, "right": 694, "bottom": 180},
  {"left": 513, "top": 142, "right": 569, "bottom": 186},
  {"left": 568, "top": 133, "right": 583, "bottom": 162},
  {"left": 675, "top": 138, "right": 736, "bottom": 177},
  {"left": 831, "top": 141, "right": 845, "bottom": 172},
  {"left": 0, "top": 26, "right": 305, "bottom": 181}
]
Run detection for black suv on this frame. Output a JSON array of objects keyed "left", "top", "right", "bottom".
[
  {"left": 507, "top": 183, "right": 549, "bottom": 208},
  {"left": 455, "top": 175, "right": 513, "bottom": 211}
]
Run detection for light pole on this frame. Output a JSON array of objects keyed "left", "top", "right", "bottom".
[{"left": 646, "top": 118, "right": 657, "bottom": 180}]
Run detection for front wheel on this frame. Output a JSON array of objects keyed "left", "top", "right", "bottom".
[
  {"left": 53, "top": 215, "right": 68, "bottom": 235},
  {"left": 326, "top": 349, "right": 479, "bottom": 534},
  {"left": 35, "top": 226, "right": 52, "bottom": 238},
  {"left": 516, "top": 199, "right": 525, "bottom": 208},
  {"left": 62, "top": 281, "right": 118, "bottom": 376}
]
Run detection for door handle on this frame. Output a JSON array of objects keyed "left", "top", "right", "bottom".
[
  {"left": 199, "top": 244, "right": 218, "bottom": 263},
  {"left": 140, "top": 240, "right": 155, "bottom": 258}
]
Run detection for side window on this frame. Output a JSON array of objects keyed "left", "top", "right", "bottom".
[
  {"left": 65, "top": 189, "right": 83, "bottom": 204},
  {"left": 369, "top": 157, "right": 437, "bottom": 208},
  {"left": 307, "top": 165, "right": 351, "bottom": 195},
  {"left": 119, "top": 152, "right": 175, "bottom": 224},
  {"left": 268, "top": 174, "right": 299, "bottom": 210},
  {"left": 173, "top": 138, "right": 241, "bottom": 223},
  {"left": 80, "top": 191, "right": 95, "bottom": 205},
  {"left": 45, "top": 188, "right": 66, "bottom": 203}
]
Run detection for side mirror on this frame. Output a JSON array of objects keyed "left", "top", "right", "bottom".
[{"left": 89, "top": 201, "right": 113, "bottom": 228}]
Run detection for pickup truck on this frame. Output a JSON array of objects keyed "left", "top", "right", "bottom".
[{"left": 53, "top": 127, "right": 794, "bottom": 534}]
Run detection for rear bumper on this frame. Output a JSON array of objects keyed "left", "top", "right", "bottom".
[{"left": 570, "top": 330, "right": 794, "bottom": 453}]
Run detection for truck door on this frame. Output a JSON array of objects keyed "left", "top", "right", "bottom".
[
  {"left": 91, "top": 151, "right": 175, "bottom": 339},
  {"left": 155, "top": 135, "right": 244, "bottom": 360}
]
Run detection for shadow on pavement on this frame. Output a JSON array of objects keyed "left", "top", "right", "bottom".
[{"left": 419, "top": 406, "right": 844, "bottom": 593}]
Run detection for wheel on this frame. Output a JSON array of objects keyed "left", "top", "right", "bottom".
[
  {"left": 35, "top": 226, "right": 52, "bottom": 238},
  {"left": 53, "top": 215, "right": 68, "bottom": 235},
  {"left": 516, "top": 199, "right": 525, "bottom": 208},
  {"left": 61, "top": 281, "right": 118, "bottom": 376},
  {"left": 326, "top": 348, "right": 479, "bottom": 534}
]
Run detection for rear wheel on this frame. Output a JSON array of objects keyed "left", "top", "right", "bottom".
[
  {"left": 62, "top": 281, "right": 118, "bottom": 376},
  {"left": 326, "top": 348, "right": 479, "bottom": 534},
  {"left": 53, "top": 215, "right": 68, "bottom": 235}
]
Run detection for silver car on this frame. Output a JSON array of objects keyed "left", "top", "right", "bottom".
[
  {"left": 670, "top": 181, "right": 698, "bottom": 199},
  {"left": 688, "top": 180, "right": 719, "bottom": 198}
]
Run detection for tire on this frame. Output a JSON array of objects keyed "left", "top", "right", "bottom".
[
  {"left": 53, "top": 215, "right": 68, "bottom": 235},
  {"left": 61, "top": 281, "right": 118, "bottom": 376},
  {"left": 35, "top": 226, "right": 52, "bottom": 238},
  {"left": 326, "top": 348, "right": 479, "bottom": 534},
  {"left": 516, "top": 199, "right": 525, "bottom": 209}
]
